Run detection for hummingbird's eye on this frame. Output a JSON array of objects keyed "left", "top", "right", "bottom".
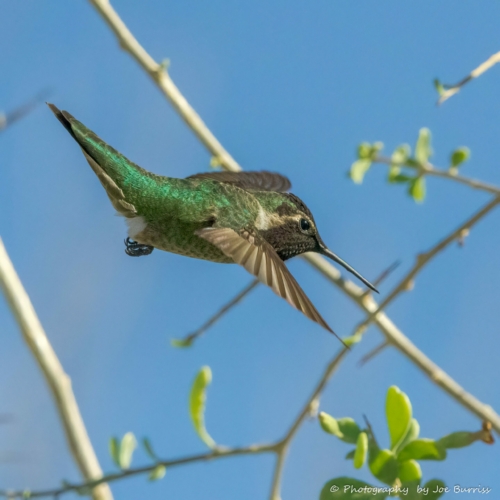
[{"left": 299, "top": 218, "right": 311, "bottom": 232}]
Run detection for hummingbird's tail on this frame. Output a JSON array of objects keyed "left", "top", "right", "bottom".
[{"left": 47, "top": 103, "right": 157, "bottom": 219}]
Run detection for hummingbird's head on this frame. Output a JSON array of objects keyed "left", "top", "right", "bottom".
[{"left": 261, "top": 193, "right": 378, "bottom": 293}]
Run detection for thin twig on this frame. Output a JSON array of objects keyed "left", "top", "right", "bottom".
[
  {"left": 0, "top": 90, "right": 51, "bottom": 132},
  {"left": 358, "top": 340, "right": 389, "bottom": 366},
  {"left": 173, "top": 279, "right": 259, "bottom": 346},
  {"left": 305, "top": 252, "right": 500, "bottom": 434},
  {"left": 352, "top": 195, "right": 500, "bottom": 338},
  {"left": 269, "top": 347, "right": 349, "bottom": 499},
  {"left": 0, "top": 239, "right": 112, "bottom": 500},
  {"left": 0, "top": 348, "right": 349, "bottom": 499},
  {"left": 437, "top": 51, "right": 500, "bottom": 105},
  {"left": 87, "top": 0, "right": 500, "bottom": 437},
  {"left": 0, "top": 444, "right": 276, "bottom": 499},
  {"left": 375, "top": 155, "right": 500, "bottom": 196}
]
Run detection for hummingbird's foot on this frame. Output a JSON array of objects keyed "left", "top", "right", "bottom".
[{"left": 124, "top": 237, "right": 154, "bottom": 257}]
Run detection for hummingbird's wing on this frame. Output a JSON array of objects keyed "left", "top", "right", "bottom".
[
  {"left": 187, "top": 171, "right": 291, "bottom": 192},
  {"left": 196, "top": 227, "right": 340, "bottom": 338}
]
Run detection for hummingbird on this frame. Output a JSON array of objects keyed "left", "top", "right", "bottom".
[{"left": 48, "top": 103, "right": 377, "bottom": 341}]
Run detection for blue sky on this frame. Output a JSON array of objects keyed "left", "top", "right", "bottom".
[{"left": 1, "top": 1, "right": 499, "bottom": 498}]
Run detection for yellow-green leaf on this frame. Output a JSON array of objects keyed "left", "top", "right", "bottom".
[
  {"left": 433, "top": 79, "right": 445, "bottom": 97},
  {"left": 337, "top": 418, "right": 362, "bottom": 444},
  {"left": 119, "top": 432, "right": 137, "bottom": 470},
  {"left": 210, "top": 156, "right": 223, "bottom": 168},
  {"left": 450, "top": 147, "right": 470, "bottom": 168},
  {"left": 189, "top": 366, "right": 216, "bottom": 449},
  {"left": 399, "top": 459, "right": 422, "bottom": 482},
  {"left": 148, "top": 465, "right": 166, "bottom": 481},
  {"left": 415, "top": 128, "right": 432, "bottom": 164},
  {"left": 386, "top": 386, "right": 412, "bottom": 450},
  {"left": 170, "top": 337, "right": 193, "bottom": 348},
  {"left": 369, "top": 449, "right": 399, "bottom": 485},
  {"left": 391, "top": 144, "right": 411, "bottom": 166},
  {"left": 408, "top": 176, "right": 426, "bottom": 202},
  {"left": 354, "top": 432, "right": 368, "bottom": 469},
  {"left": 437, "top": 431, "right": 477, "bottom": 449},
  {"left": 395, "top": 418, "right": 420, "bottom": 454},
  {"left": 109, "top": 437, "right": 120, "bottom": 468},
  {"left": 398, "top": 438, "right": 447, "bottom": 461},
  {"left": 350, "top": 159, "right": 372, "bottom": 184},
  {"left": 319, "top": 412, "right": 343, "bottom": 438}
]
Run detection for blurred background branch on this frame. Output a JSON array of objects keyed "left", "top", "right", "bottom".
[
  {"left": 0, "top": 90, "right": 50, "bottom": 133},
  {"left": 436, "top": 50, "right": 500, "bottom": 105},
  {"left": 0, "top": 239, "right": 112, "bottom": 500}
]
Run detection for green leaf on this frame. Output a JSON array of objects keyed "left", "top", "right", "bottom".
[
  {"left": 142, "top": 438, "right": 159, "bottom": 461},
  {"left": 434, "top": 79, "right": 445, "bottom": 97},
  {"left": 350, "top": 159, "right": 372, "bottom": 184},
  {"left": 371, "top": 142, "right": 384, "bottom": 158},
  {"left": 354, "top": 432, "right": 368, "bottom": 469},
  {"left": 337, "top": 418, "right": 362, "bottom": 444},
  {"left": 422, "top": 479, "right": 448, "bottom": 500},
  {"left": 386, "top": 386, "right": 412, "bottom": 450},
  {"left": 369, "top": 449, "right": 399, "bottom": 485},
  {"left": 437, "top": 431, "right": 477, "bottom": 449},
  {"left": 119, "top": 432, "right": 137, "bottom": 470},
  {"left": 395, "top": 418, "right": 420, "bottom": 454},
  {"left": 450, "top": 147, "right": 470, "bottom": 168},
  {"left": 319, "top": 477, "right": 388, "bottom": 500},
  {"left": 109, "top": 437, "right": 120, "bottom": 468},
  {"left": 415, "top": 128, "right": 432, "bottom": 164},
  {"left": 342, "top": 332, "right": 363, "bottom": 347},
  {"left": 189, "top": 366, "right": 216, "bottom": 449},
  {"left": 398, "top": 439, "right": 447, "bottom": 461},
  {"left": 391, "top": 144, "right": 411, "bottom": 165},
  {"left": 148, "top": 464, "right": 166, "bottom": 481},
  {"left": 345, "top": 449, "right": 355, "bottom": 460},
  {"left": 319, "top": 412, "right": 343, "bottom": 438},
  {"left": 408, "top": 176, "right": 426, "bottom": 202},
  {"left": 388, "top": 170, "right": 413, "bottom": 184},
  {"left": 170, "top": 337, "right": 193, "bottom": 348},
  {"left": 399, "top": 459, "right": 422, "bottom": 482},
  {"left": 210, "top": 156, "right": 223, "bottom": 168},
  {"left": 357, "top": 142, "right": 373, "bottom": 159}
]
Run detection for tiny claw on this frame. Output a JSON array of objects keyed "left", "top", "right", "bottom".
[{"left": 124, "top": 237, "right": 154, "bottom": 257}]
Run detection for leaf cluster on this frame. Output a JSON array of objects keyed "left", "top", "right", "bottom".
[
  {"left": 350, "top": 130, "right": 470, "bottom": 203},
  {"left": 319, "top": 386, "right": 493, "bottom": 499}
]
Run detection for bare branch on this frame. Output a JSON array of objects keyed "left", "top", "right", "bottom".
[
  {"left": 0, "top": 90, "right": 51, "bottom": 133},
  {"left": 88, "top": 0, "right": 241, "bottom": 173},
  {"left": 269, "top": 347, "right": 349, "bottom": 500},
  {"left": 173, "top": 279, "right": 259, "bottom": 347},
  {"left": 87, "top": 0, "right": 500, "bottom": 434},
  {"left": 305, "top": 252, "right": 500, "bottom": 434},
  {"left": 358, "top": 340, "right": 389, "bottom": 366},
  {"left": 0, "top": 239, "right": 112, "bottom": 500},
  {"left": 375, "top": 155, "right": 500, "bottom": 196},
  {"left": 352, "top": 195, "right": 500, "bottom": 338},
  {"left": 437, "top": 51, "right": 500, "bottom": 105},
  {"left": 0, "top": 444, "right": 276, "bottom": 499}
]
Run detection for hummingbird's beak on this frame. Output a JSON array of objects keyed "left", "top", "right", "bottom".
[{"left": 318, "top": 246, "right": 379, "bottom": 293}]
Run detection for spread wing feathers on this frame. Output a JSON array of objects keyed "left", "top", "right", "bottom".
[
  {"left": 187, "top": 171, "right": 291, "bottom": 192},
  {"left": 82, "top": 151, "right": 137, "bottom": 218},
  {"left": 196, "top": 227, "right": 342, "bottom": 339}
]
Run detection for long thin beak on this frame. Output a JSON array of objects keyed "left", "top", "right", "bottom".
[{"left": 319, "top": 246, "right": 379, "bottom": 293}]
